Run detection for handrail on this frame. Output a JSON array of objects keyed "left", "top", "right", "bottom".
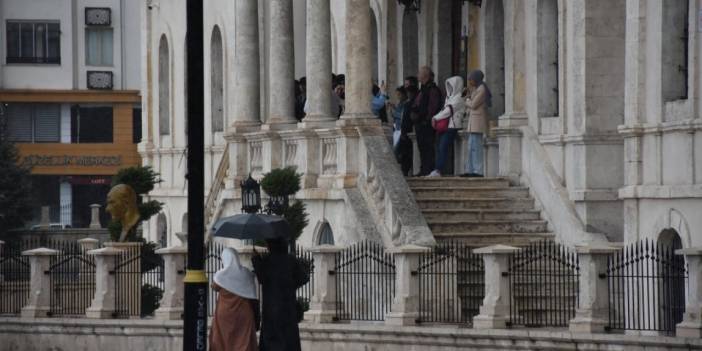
[{"left": 204, "top": 147, "right": 229, "bottom": 230}]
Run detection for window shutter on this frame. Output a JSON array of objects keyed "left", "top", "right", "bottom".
[
  {"left": 5, "top": 104, "right": 33, "bottom": 142},
  {"left": 33, "top": 104, "right": 60, "bottom": 142}
]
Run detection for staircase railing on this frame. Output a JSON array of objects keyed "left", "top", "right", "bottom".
[{"left": 204, "top": 147, "right": 229, "bottom": 236}]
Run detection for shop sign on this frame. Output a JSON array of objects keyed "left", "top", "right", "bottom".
[{"left": 21, "top": 155, "right": 123, "bottom": 168}]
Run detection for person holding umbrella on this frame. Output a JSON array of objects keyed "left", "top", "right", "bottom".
[
  {"left": 252, "top": 238, "right": 309, "bottom": 351},
  {"left": 209, "top": 248, "right": 259, "bottom": 351}
]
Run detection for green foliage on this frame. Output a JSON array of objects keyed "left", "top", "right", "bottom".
[
  {"left": 112, "top": 166, "right": 162, "bottom": 195},
  {"left": 283, "top": 200, "right": 309, "bottom": 242},
  {"left": 141, "top": 283, "right": 163, "bottom": 317},
  {"left": 109, "top": 166, "right": 163, "bottom": 241},
  {"left": 0, "top": 121, "right": 33, "bottom": 235},
  {"left": 260, "top": 167, "right": 301, "bottom": 196}
]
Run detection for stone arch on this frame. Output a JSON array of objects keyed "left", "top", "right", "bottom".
[
  {"left": 156, "top": 212, "right": 168, "bottom": 248},
  {"left": 402, "top": 11, "right": 419, "bottom": 79},
  {"left": 158, "top": 34, "right": 171, "bottom": 136},
  {"left": 210, "top": 26, "right": 224, "bottom": 133},
  {"left": 312, "top": 219, "right": 335, "bottom": 245},
  {"left": 651, "top": 208, "right": 692, "bottom": 249}
]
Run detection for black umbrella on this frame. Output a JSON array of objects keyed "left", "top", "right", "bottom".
[{"left": 211, "top": 213, "right": 291, "bottom": 240}]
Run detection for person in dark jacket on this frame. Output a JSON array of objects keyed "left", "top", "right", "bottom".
[
  {"left": 396, "top": 85, "right": 418, "bottom": 176},
  {"left": 252, "top": 238, "right": 309, "bottom": 351},
  {"left": 410, "top": 66, "right": 443, "bottom": 176}
]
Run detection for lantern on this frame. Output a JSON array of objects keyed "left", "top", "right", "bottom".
[{"left": 240, "top": 175, "right": 261, "bottom": 214}]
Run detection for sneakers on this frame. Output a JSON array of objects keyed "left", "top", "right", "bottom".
[{"left": 426, "top": 170, "right": 441, "bottom": 177}]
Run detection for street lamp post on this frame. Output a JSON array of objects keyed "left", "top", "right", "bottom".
[{"left": 183, "top": 0, "right": 207, "bottom": 350}]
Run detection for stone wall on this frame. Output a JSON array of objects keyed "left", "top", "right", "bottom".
[{"left": 1, "top": 318, "right": 700, "bottom": 351}]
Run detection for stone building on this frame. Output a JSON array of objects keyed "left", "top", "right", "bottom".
[
  {"left": 140, "top": 0, "right": 701, "bottom": 251},
  {"left": 0, "top": 0, "right": 142, "bottom": 228}
]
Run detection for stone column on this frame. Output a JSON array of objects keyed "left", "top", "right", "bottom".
[
  {"left": 676, "top": 247, "right": 702, "bottom": 337},
  {"left": 264, "top": 0, "right": 297, "bottom": 129},
  {"left": 569, "top": 245, "right": 618, "bottom": 333},
  {"left": 89, "top": 204, "right": 102, "bottom": 229},
  {"left": 304, "top": 245, "right": 342, "bottom": 323},
  {"left": 300, "top": 0, "right": 335, "bottom": 128},
  {"left": 338, "top": 0, "right": 378, "bottom": 126},
  {"left": 78, "top": 238, "right": 100, "bottom": 253},
  {"left": 155, "top": 245, "right": 187, "bottom": 320},
  {"left": 472, "top": 245, "right": 520, "bottom": 329},
  {"left": 229, "top": 0, "right": 261, "bottom": 131},
  {"left": 21, "top": 248, "right": 59, "bottom": 318},
  {"left": 85, "top": 247, "right": 123, "bottom": 318},
  {"left": 385, "top": 245, "right": 430, "bottom": 326}
]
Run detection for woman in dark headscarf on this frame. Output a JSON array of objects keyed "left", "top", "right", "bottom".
[
  {"left": 463, "top": 70, "right": 492, "bottom": 177},
  {"left": 252, "top": 238, "right": 309, "bottom": 351}
]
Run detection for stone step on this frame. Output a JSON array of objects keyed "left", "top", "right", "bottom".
[
  {"left": 421, "top": 209, "right": 542, "bottom": 222},
  {"left": 406, "top": 177, "right": 511, "bottom": 189},
  {"left": 410, "top": 187, "right": 530, "bottom": 199},
  {"left": 435, "top": 232, "right": 554, "bottom": 247},
  {"left": 417, "top": 198, "right": 535, "bottom": 211},
  {"left": 428, "top": 220, "right": 549, "bottom": 234}
]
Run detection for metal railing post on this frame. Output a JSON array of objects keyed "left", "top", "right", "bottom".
[
  {"left": 472, "top": 245, "right": 519, "bottom": 329},
  {"left": 21, "top": 248, "right": 59, "bottom": 318},
  {"left": 676, "top": 247, "right": 702, "bottom": 337},
  {"left": 385, "top": 245, "right": 430, "bottom": 326},
  {"left": 569, "top": 245, "right": 618, "bottom": 333},
  {"left": 85, "top": 247, "right": 122, "bottom": 318},
  {"left": 154, "top": 245, "right": 188, "bottom": 320},
  {"left": 304, "top": 245, "right": 342, "bottom": 323}
]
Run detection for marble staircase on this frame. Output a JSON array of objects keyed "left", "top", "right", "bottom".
[{"left": 408, "top": 177, "right": 554, "bottom": 246}]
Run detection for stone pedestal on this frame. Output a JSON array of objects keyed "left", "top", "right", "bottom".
[
  {"left": 472, "top": 245, "right": 520, "bottom": 329},
  {"left": 154, "top": 246, "right": 187, "bottom": 320},
  {"left": 385, "top": 245, "right": 430, "bottom": 326},
  {"left": 676, "top": 247, "right": 702, "bottom": 337},
  {"left": 86, "top": 247, "right": 123, "bottom": 318},
  {"left": 21, "top": 248, "right": 59, "bottom": 318},
  {"left": 102, "top": 242, "right": 141, "bottom": 317},
  {"left": 494, "top": 113, "right": 527, "bottom": 183},
  {"left": 78, "top": 238, "right": 100, "bottom": 253},
  {"left": 89, "top": 204, "right": 102, "bottom": 229},
  {"left": 569, "top": 245, "right": 618, "bottom": 333},
  {"left": 304, "top": 245, "right": 342, "bottom": 323}
]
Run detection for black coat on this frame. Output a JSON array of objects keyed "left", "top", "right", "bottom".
[{"left": 252, "top": 253, "right": 309, "bottom": 351}]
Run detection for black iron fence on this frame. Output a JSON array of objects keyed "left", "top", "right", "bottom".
[
  {"left": 112, "top": 243, "right": 166, "bottom": 318},
  {"left": 0, "top": 243, "right": 31, "bottom": 316},
  {"left": 205, "top": 241, "right": 226, "bottom": 317},
  {"left": 46, "top": 241, "right": 95, "bottom": 317},
  {"left": 333, "top": 241, "right": 395, "bottom": 322},
  {"left": 605, "top": 240, "right": 687, "bottom": 335},
  {"left": 507, "top": 240, "right": 579, "bottom": 328},
  {"left": 415, "top": 241, "right": 484, "bottom": 325},
  {"left": 294, "top": 245, "right": 314, "bottom": 312}
]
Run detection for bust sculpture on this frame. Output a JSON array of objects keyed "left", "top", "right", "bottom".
[{"left": 106, "top": 184, "right": 140, "bottom": 242}]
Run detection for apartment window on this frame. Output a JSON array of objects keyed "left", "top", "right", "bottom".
[
  {"left": 4, "top": 104, "right": 60, "bottom": 143},
  {"left": 71, "top": 105, "right": 113, "bottom": 143},
  {"left": 85, "top": 28, "right": 113, "bottom": 66},
  {"left": 6, "top": 21, "right": 60, "bottom": 64}
]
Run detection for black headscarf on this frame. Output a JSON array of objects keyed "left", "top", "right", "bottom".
[{"left": 468, "top": 70, "right": 493, "bottom": 108}]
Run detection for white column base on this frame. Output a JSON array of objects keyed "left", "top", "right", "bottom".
[
  {"left": 154, "top": 307, "right": 184, "bottom": 320},
  {"left": 21, "top": 306, "right": 50, "bottom": 319},
  {"left": 85, "top": 307, "right": 116, "bottom": 319},
  {"left": 677, "top": 321, "right": 702, "bottom": 338},
  {"left": 569, "top": 316, "right": 608, "bottom": 333},
  {"left": 385, "top": 312, "right": 419, "bottom": 326},
  {"left": 304, "top": 309, "right": 337, "bottom": 324},
  {"left": 472, "top": 314, "right": 508, "bottom": 329}
]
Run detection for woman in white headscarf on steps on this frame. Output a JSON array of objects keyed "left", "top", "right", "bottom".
[
  {"left": 210, "top": 247, "right": 259, "bottom": 351},
  {"left": 429, "top": 76, "right": 465, "bottom": 177}
]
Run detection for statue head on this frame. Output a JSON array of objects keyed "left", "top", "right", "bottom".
[{"left": 106, "top": 184, "right": 140, "bottom": 241}]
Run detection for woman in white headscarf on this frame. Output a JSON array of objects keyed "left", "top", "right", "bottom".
[
  {"left": 429, "top": 76, "right": 465, "bottom": 177},
  {"left": 210, "top": 248, "right": 258, "bottom": 351}
]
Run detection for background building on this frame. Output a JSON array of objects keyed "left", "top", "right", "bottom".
[{"left": 0, "top": 0, "right": 142, "bottom": 228}]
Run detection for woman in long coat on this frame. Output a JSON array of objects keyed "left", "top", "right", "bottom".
[
  {"left": 464, "top": 70, "right": 492, "bottom": 177},
  {"left": 210, "top": 248, "right": 259, "bottom": 351},
  {"left": 253, "top": 238, "right": 309, "bottom": 351}
]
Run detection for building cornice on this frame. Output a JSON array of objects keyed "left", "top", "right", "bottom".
[{"left": 0, "top": 90, "right": 141, "bottom": 103}]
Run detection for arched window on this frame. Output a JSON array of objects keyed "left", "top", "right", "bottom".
[
  {"left": 210, "top": 26, "right": 224, "bottom": 133},
  {"left": 402, "top": 12, "right": 419, "bottom": 78},
  {"left": 157, "top": 213, "right": 168, "bottom": 248},
  {"left": 158, "top": 35, "right": 170, "bottom": 136},
  {"left": 657, "top": 229, "right": 685, "bottom": 331},
  {"left": 662, "top": 0, "right": 689, "bottom": 103},
  {"left": 318, "top": 221, "right": 334, "bottom": 245}
]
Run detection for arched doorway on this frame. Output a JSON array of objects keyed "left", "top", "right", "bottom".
[
  {"left": 657, "top": 229, "right": 685, "bottom": 332},
  {"left": 158, "top": 35, "right": 170, "bottom": 136},
  {"left": 157, "top": 213, "right": 168, "bottom": 248},
  {"left": 210, "top": 26, "right": 224, "bottom": 133},
  {"left": 402, "top": 11, "right": 419, "bottom": 79}
]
